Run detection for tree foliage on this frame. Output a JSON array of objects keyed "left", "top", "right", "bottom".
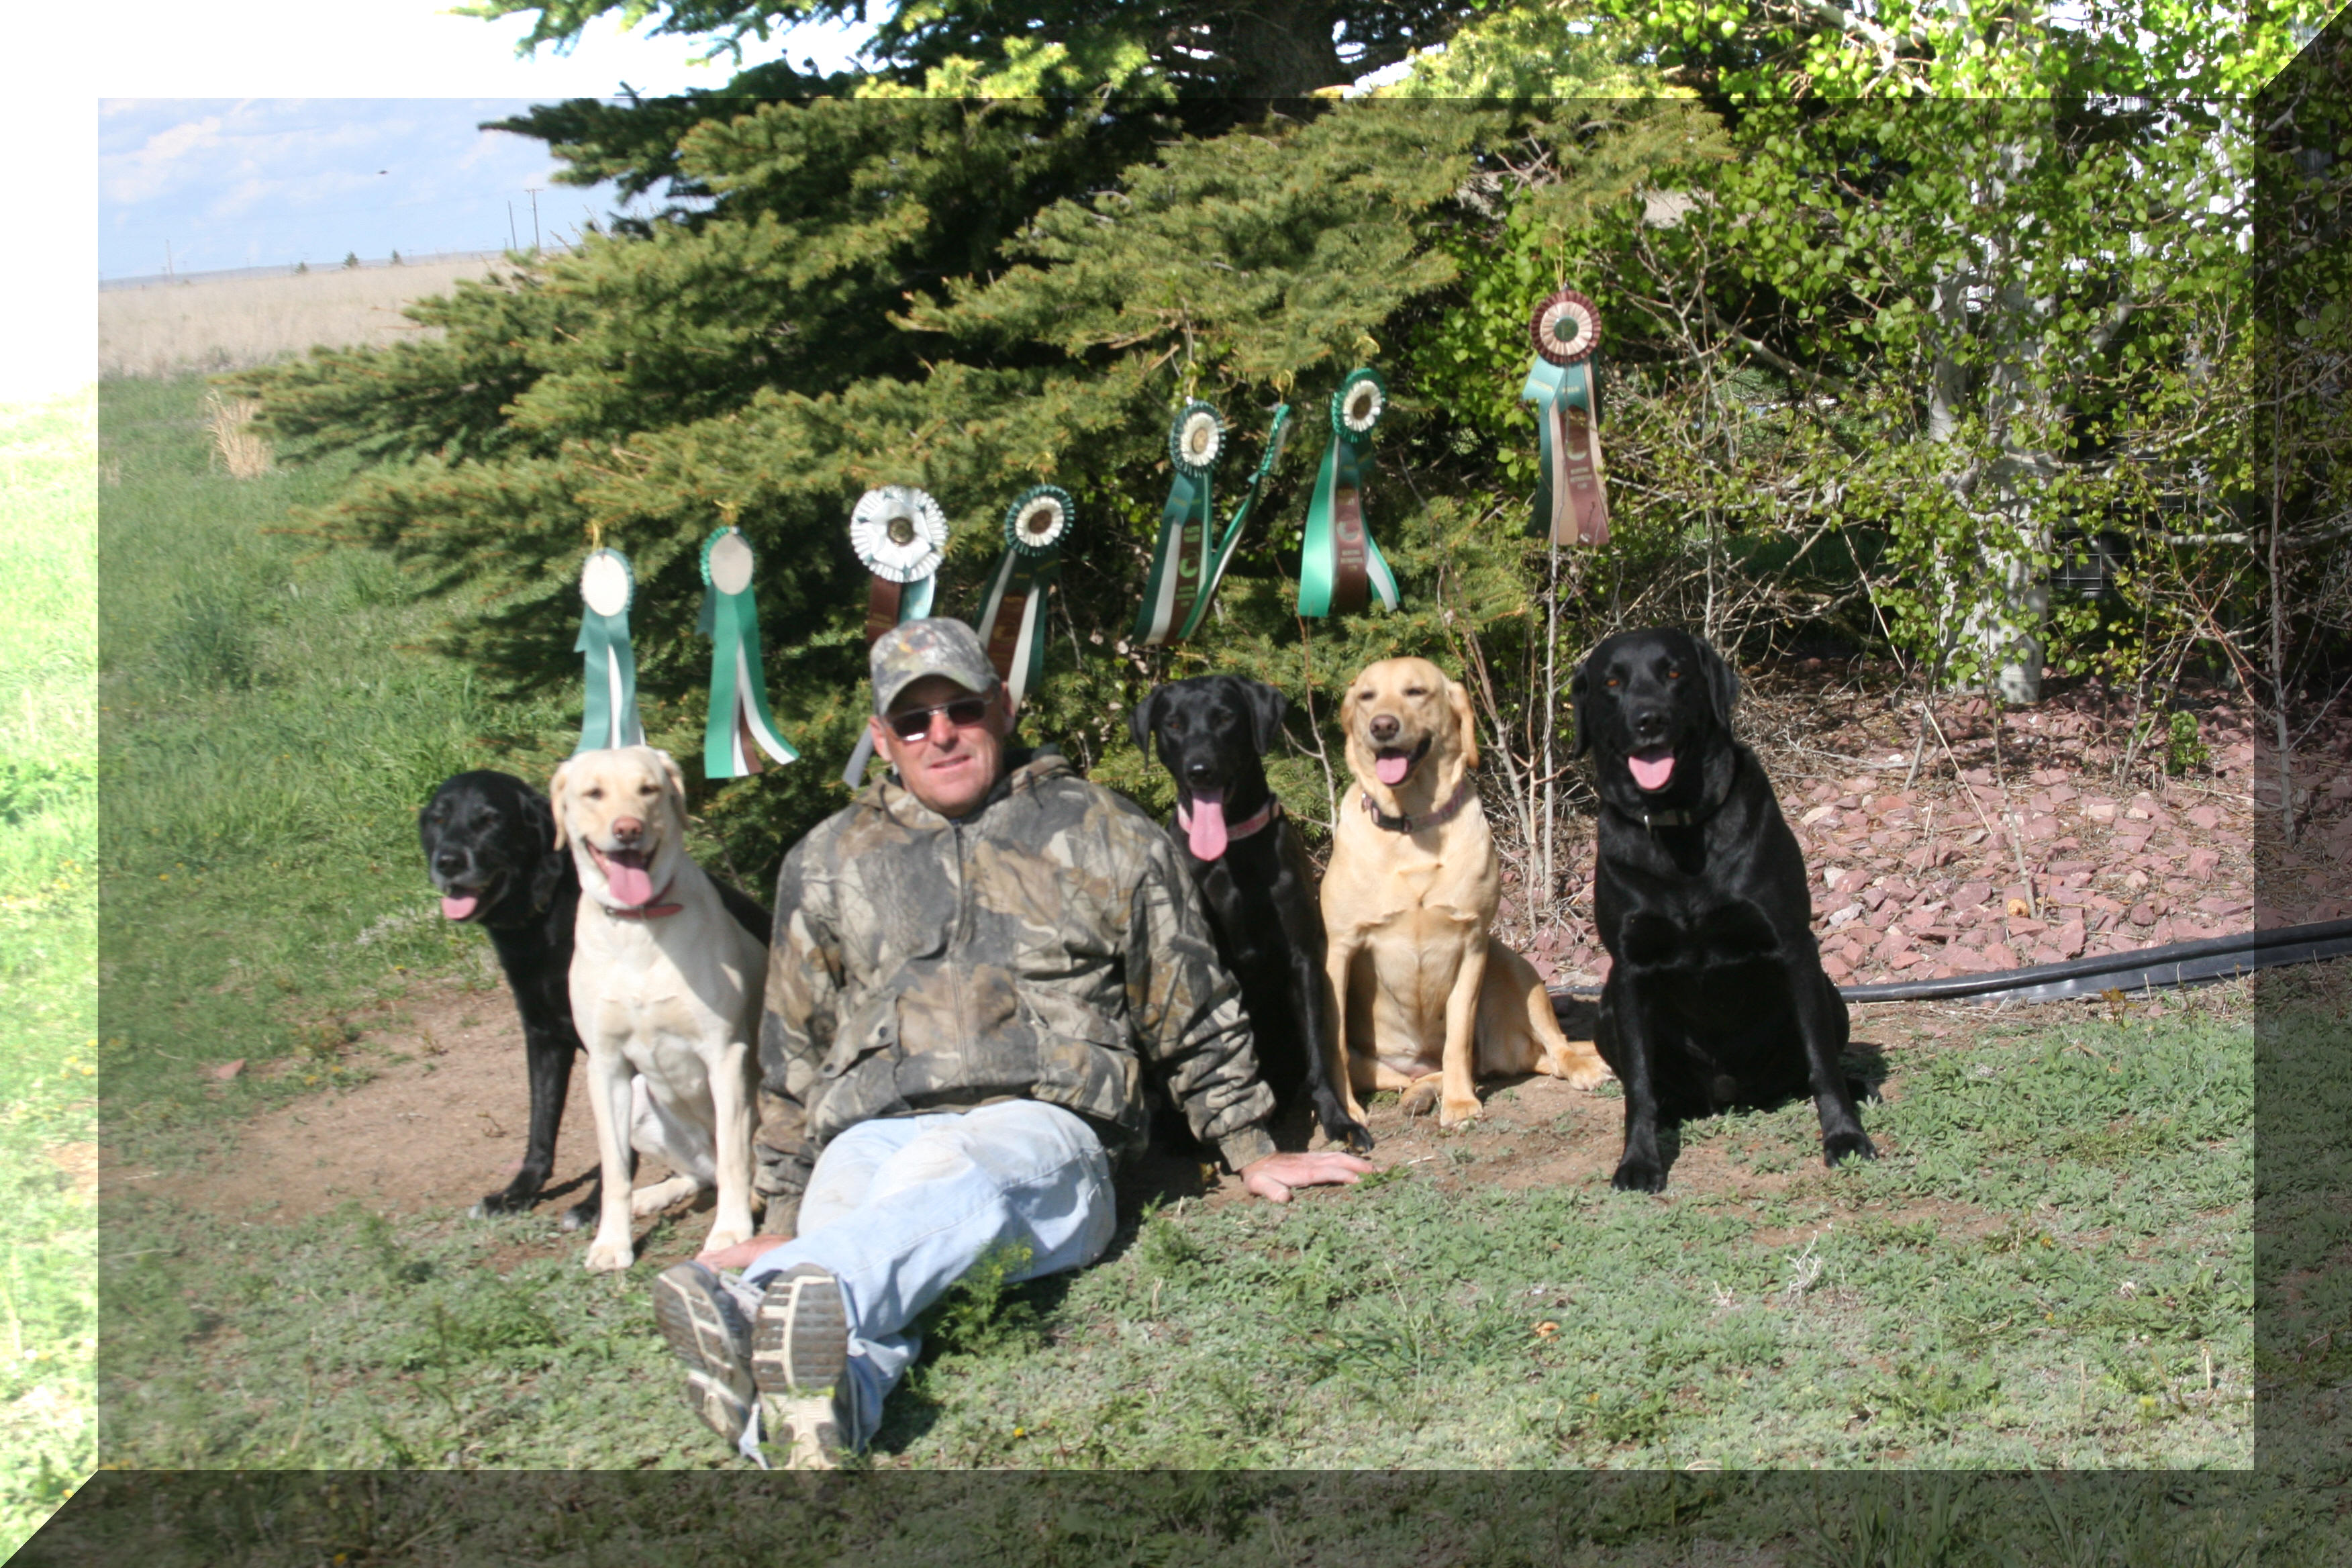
[{"left": 238, "top": 0, "right": 2339, "bottom": 890}]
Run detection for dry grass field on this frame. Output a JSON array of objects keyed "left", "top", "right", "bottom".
[{"left": 98, "top": 257, "right": 503, "bottom": 379}]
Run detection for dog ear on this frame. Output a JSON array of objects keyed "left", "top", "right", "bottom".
[
  {"left": 522, "top": 785, "right": 567, "bottom": 908},
  {"left": 1702, "top": 642, "right": 1740, "bottom": 736},
  {"left": 1568, "top": 658, "right": 1592, "bottom": 760},
  {"left": 1244, "top": 681, "right": 1289, "bottom": 756},
  {"left": 1128, "top": 689, "right": 1163, "bottom": 770},
  {"left": 1444, "top": 675, "right": 1479, "bottom": 771},
  {"left": 654, "top": 748, "right": 689, "bottom": 832},
  {"left": 546, "top": 760, "right": 573, "bottom": 851}
]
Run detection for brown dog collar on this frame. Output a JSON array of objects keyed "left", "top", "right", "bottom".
[
  {"left": 1363, "top": 775, "right": 1477, "bottom": 834},
  {"left": 1177, "top": 795, "right": 1281, "bottom": 843},
  {"left": 599, "top": 881, "right": 683, "bottom": 919}
]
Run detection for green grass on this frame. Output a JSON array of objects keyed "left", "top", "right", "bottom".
[
  {"left": 92, "top": 1001, "right": 2250, "bottom": 1476},
  {"left": 0, "top": 389, "right": 100, "bottom": 1551},
  {"left": 95, "top": 375, "right": 575, "bottom": 1138}
]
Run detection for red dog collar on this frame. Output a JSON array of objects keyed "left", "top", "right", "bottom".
[
  {"left": 600, "top": 882, "right": 683, "bottom": 919},
  {"left": 1177, "top": 795, "right": 1280, "bottom": 843}
]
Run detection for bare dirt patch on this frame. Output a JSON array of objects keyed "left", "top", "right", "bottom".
[{"left": 190, "top": 977, "right": 609, "bottom": 1225}]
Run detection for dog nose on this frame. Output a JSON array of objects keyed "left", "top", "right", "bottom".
[
  {"left": 1629, "top": 708, "right": 1668, "bottom": 742},
  {"left": 1369, "top": 715, "right": 1400, "bottom": 743},
  {"left": 611, "top": 816, "right": 644, "bottom": 844},
  {"left": 434, "top": 850, "right": 467, "bottom": 877},
  {"left": 1184, "top": 759, "right": 1217, "bottom": 786}
]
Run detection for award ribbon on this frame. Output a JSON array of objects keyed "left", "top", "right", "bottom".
[
  {"left": 695, "top": 526, "right": 800, "bottom": 779},
  {"left": 1520, "top": 288, "right": 1610, "bottom": 548},
  {"left": 1134, "top": 401, "right": 1222, "bottom": 646},
  {"left": 574, "top": 548, "right": 646, "bottom": 754},
  {"left": 1174, "top": 403, "right": 1292, "bottom": 643},
  {"left": 977, "top": 485, "right": 1071, "bottom": 709},
  {"left": 1297, "top": 368, "right": 1398, "bottom": 618},
  {"left": 843, "top": 485, "right": 948, "bottom": 787}
]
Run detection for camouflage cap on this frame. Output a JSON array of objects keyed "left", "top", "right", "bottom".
[{"left": 870, "top": 618, "right": 1002, "bottom": 715}]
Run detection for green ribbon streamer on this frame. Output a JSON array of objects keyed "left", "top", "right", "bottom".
[
  {"left": 1519, "top": 356, "right": 1592, "bottom": 540},
  {"left": 1175, "top": 403, "right": 1291, "bottom": 644},
  {"left": 573, "top": 553, "right": 645, "bottom": 755},
  {"left": 696, "top": 529, "right": 799, "bottom": 779},
  {"left": 1135, "top": 403, "right": 1220, "bottom": 646},
  {"left": 1298, "top": 373, "right": 1397, "bottom": 618},
  {"left": 977, "top": 549, "right": 1060, "bottom": 705}
]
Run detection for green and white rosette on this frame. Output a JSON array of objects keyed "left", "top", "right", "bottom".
[
  {"left": 1133, "top": 401, "right": 1222, "bottom": 646},
  {"left": 1519, "top": 288, "right": 1610, "bottom": 548},
  {"left": 1175, "top": 403, "right": 1293, "bottom": 643},
  {"left": 573, "top": 548, "right": 646, "bottom": 754},
  {"left": 1297, "top": 369, "right": 1398, "bottom": 618},
  {"left": 695, "top": 526, "right": 799, "bottom": 779},
  {"left": 842, "top": 485, "right": 948, "bottom": 787},
  {"left": 977, "top": 485, "right": 1071, "bottom": 709}
]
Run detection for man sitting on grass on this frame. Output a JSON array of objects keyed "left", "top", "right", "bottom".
[{"left": 653, "top": 617, "right": 1372, "bottom": 1468}]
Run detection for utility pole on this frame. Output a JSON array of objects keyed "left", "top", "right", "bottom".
[
  {"left": 164, "top": 239, "right": 173, "bottom": 279},
  {"left": 508, "top": 201, "right": 519, "bottom": 251},
  {"left": 526, "top": 187, "right": 542, "bottom": 252}
]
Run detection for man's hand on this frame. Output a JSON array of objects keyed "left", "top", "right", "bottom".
[
  {"left": 699, "top": 1234, "right": 793, "bottom": 1271},
  {"left": 1240, "top": 1150, "right": 1377, "bottom": 1204}
]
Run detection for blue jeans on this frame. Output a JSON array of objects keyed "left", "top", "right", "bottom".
[{"left": 734, "top": 1098, "right": 1118, "bottom": 1453}]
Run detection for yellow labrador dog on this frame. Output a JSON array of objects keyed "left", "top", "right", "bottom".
[
  {"left": 1322, "top": 658, "right": 1612, "bottom": 1128},
  {"left": 551, "top": 746, "right": 766, "bottom": 1273}
]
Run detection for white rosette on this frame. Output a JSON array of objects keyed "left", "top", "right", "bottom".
[{"left": 849, "top": 485, "right": 948, "bottom": 583}]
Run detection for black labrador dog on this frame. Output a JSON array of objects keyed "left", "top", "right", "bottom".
[
  {"left": 1131, "top": 676, "right": 1372, "bottom": 1155},
  {"left": 420, "top": 770, "right": 594, "bottom": 1224},
  {"left": 1570, "top": 628, "right": 1872, "bottom": 1192},
  {"left": 421, "top": 769, "right": 777, "bottom": 1225}
]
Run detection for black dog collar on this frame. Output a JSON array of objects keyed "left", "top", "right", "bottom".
[{"left": 1363, "top": 775, "right": 1477, "bottom": 834}]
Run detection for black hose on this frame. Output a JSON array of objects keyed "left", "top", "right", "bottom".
[{"left": 1549, "top": 917, "right": 2352, "bottom": 1012}]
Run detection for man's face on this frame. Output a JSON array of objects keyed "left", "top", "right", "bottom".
[{"left": 872, "top": 674, "right": 1012, "bottom": 818}]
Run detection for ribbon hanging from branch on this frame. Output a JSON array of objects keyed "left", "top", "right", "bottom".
[
  {"left": 977, "top": 485, "right": 1071, "bottom": 710},
  {"left": 1297, "top": 368, "right": 1398, "bottom": 618},
  {"left": 574, "top": 548, "right": 646, "bottom": 754},
  {"left": 1134, "top": 401, "right": 1222, "bottom": 646},
  {"left": 695, "top": 526, "right": 800, "bottom": 779},
  {"left": 842, "top": 485, "right": 948, "bottom": 787},
  {"left": 1520, "top": 288, "right": 1610, "bottom": 548},
  {"left": 1173, "top": 403, "right": 1292, "bottom": 644}
]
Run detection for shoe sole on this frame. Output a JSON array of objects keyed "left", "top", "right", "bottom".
[
  {"left": 751, "top": 1265, "right": 849, "bottom": 1469},
  {"left": 652, "top": 1264, "right": 754, "bottom": 1445},
  {"left": 751, "top": 1267, "right": 849, "bottom": 1396}
]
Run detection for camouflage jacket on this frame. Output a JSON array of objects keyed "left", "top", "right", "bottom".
[{"left": 752, "top": 749, "right": 1276, "bottom": 1204}]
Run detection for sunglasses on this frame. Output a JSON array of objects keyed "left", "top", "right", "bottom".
[{"left": 885, "top": 695, "right": 991, "bottom": 742}]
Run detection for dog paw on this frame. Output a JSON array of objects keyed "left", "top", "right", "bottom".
[
  {"left": 560, "top": 1199, "right": 595, "bottom": 1233},
  {"left": 1611, "top": 1158, "right": 1667, "bottom": 1194},
  {"left": 1437, "top": 1095, "right": 1482, "bottom": 1128},
  {"left": 583, "top": 1236, "right": 635, "bottom": 1273},
  {"left": 1823, "top": 1132, "right": 1877, "bottom": 1167},
  {"left": 1398, "top": 1081, "right": 1441, "bottom": 1119},
  {"left": 1336, "top": 1122, "right": 1377, "bottom": 1157},
  {"left": 703, "top": 1222, "right": 752, "bottom": 1254}
]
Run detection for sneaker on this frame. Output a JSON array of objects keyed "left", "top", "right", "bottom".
[
  {"left": 651, "top": 1262, "right": 755, "bottom": 1450},
  {"left": 750, "top": 1263, "right": 850, "bottom": 1470}
]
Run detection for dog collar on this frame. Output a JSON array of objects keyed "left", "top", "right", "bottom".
[
  {"left": 599, "top": 881, "right": 683, "bottom": 920},
  {"left": 1177, "top": 795, "right": 1280, "bottom": 843},
  {"left": 1363, "top": 775, "right": 1477, "bottom": 834}
]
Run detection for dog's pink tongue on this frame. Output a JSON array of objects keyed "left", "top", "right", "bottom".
[
  {"left": 603, "top": 852, "right": 656, "bottom": 906},
  {"left": 440, "top": 893, "right": 479, "bottom": 920},
  {"left": 1375, "top": 750, "right": 1412, "bottom": 786},
  {"left": 1187, "top": 789, "right": 1229, "bottom": 861},
  {"left": 1628, "top": 749, "right": 1676, "bottom": 792}
]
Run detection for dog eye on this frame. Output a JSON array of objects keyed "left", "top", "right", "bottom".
[
  {"left": 1404, "top": 687, "right": 1426, "bottom": 697},
  {"left": 1605, "top": 677, "right": 1620, "bottom": 688},
  {"left": 1667, "top": 669, "right": 1681, "bottom": 679},
  {"left": 584, "top": 787, "right": 603, "bottom": 800}
]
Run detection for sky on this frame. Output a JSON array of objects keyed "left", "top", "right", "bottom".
[{"left": 5, "top": 0, "right": 869, "bottom": 400}]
